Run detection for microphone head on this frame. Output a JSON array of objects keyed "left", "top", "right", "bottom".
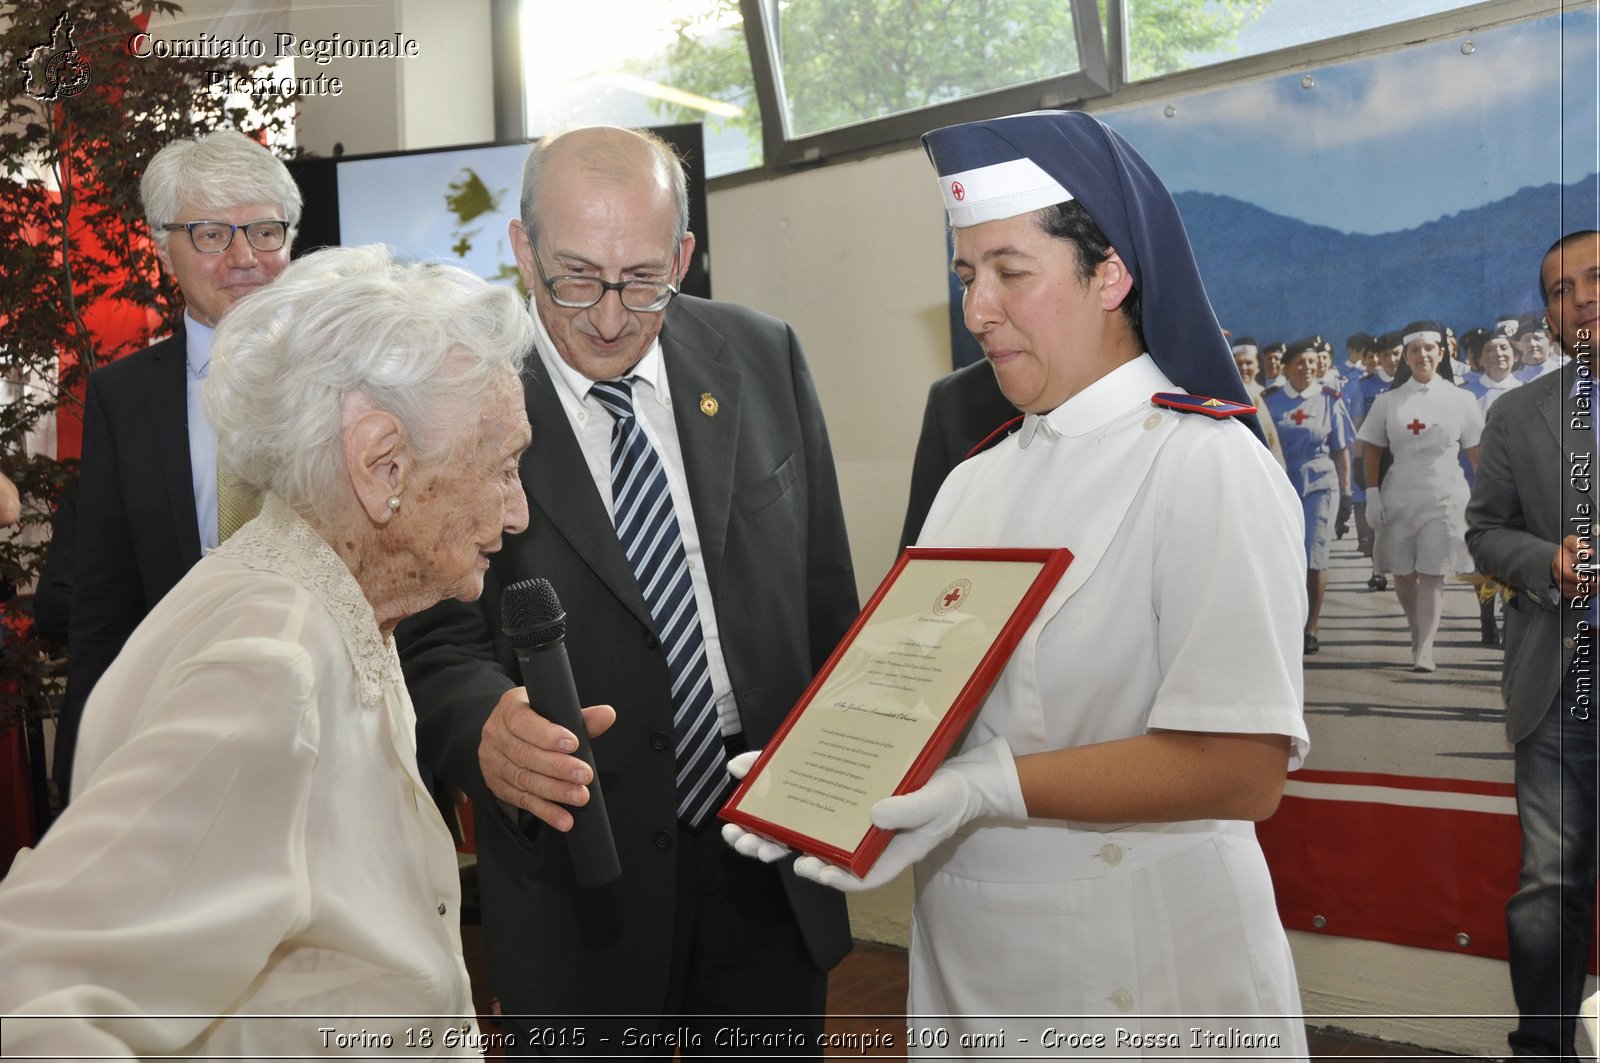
[{"left": 502, "top": 577, "right": 566, "bottom": 649}]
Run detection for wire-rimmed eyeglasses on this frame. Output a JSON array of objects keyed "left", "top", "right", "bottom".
[
  {"left": 531, "top": 244, "right": 679, "bottom": 313},
  {"left": 160, "top": 219, "right": 289, "bottom": 255}
]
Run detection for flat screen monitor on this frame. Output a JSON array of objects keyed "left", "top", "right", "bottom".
[{"left": 286, "top": 123, "right": 710, "bottom": 299}]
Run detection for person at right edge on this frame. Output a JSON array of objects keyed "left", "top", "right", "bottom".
[
  {"left": 396, "top": 125, "right": 857, "bottom": 1057},
  {"left": 728, "top": 110, "right": 1310, "bottom": 1057},
  {"left": 1467, "top": 228, "right": 1599, "bottom": 1062}
]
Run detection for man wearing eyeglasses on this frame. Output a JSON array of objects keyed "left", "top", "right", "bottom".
[
  {"left": 56, "top": 130, "right": 300, "bottom": 801},
  {"left": 399, "top": 125, "right": 857, "bottom": 1056}
]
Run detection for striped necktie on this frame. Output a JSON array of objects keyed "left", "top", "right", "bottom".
[{"left": 590, "top": 378, "right": 728, "bottom": 826}]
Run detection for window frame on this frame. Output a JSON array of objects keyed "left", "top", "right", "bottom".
[
  {"left": 739, "top": 0, "right": 1112, "bottom": 168},
  {"left": 496, "top": 0, "right": 1562, "bottom": 180}
]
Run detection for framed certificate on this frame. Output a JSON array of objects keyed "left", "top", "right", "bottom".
[{"left": 720, "top": 547, "right": 1071, "bottom": 877}]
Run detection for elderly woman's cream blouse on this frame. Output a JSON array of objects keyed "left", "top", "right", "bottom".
[{"left": 0, "top": 496, "right": 477, "bottom": 1058}]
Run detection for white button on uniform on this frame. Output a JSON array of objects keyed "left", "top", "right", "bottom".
[
  {"left": 1110, "top": 988, "right": 1135, "bottom": 1011},
  {"left": 1143, "top": 413, "right": 1161, "bottom": 430},
  {"left": 1099, "top": 843, "right": 1123, "bottom": 866}
]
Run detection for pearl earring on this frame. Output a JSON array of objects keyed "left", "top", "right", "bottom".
[{"left": 387, "top": 496, "right": 401, "bottom": 512}]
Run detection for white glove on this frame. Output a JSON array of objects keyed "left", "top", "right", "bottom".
[
  {"left": 1365, "top": 486, "right": 1385, "bottom": 529},
  {"left": 793, "top": 736, "right": 1026, "bottom": 892},
  {"left": 720, "top": 750, "right": 793, "bottom": 863}
]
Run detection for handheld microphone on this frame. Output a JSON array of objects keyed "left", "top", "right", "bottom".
[{"left": 501, "top": 578, "right": 620, "bottom": 888}]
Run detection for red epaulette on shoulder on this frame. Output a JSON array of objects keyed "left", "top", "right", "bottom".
[
  {"left": 1150, "top": 392, "right": 1257, "bottom": 420},
  {"left": 1321, "top": 385, "right": 1343, "bottom": 399},
  {"left": 964, "top": 415, "right": 1025, "bottom": 460}
]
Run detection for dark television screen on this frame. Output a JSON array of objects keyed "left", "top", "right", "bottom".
[{"left": 285, "top": 123, "right": 710, "bottom": 299}]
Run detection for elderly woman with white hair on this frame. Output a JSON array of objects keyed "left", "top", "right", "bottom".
[{"left": 0, "top": 245, "right": 548, "bottom": 1058}]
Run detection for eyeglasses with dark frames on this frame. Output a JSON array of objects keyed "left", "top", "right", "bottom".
[
  {"left": 531, "top": 243, "right": 679, "bottom": 313},
  {"left": 160, "top": 219, "right": 290, "bottom": 255}
]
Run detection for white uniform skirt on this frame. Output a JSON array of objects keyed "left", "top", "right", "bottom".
[
  {"left": 1373, "top": 462, "right": 1472, "bottom": 576},
  {"left": 906, "top": 818, "right": 1309, "bottom": 1059}
]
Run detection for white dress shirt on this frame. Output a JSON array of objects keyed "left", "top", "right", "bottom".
[
  {"left": 529, "top": 308, "right": 741, "bottom": 737},
  {"left": 183, "top": 313, "right": 221, "bottom": 551}
]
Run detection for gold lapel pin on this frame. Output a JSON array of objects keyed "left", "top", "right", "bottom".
[{"left": 699, "top": 393, "right": 719, "bottom": 417}]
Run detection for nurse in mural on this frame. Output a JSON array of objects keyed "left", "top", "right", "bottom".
[
  {"left": 1465, "top": 331, "right": 1523, "bottom": 418},
  {"left": 1230, "top": 336, "right": 1285, "bottom": 465},
  {"left": 1358, "top": 321, "right": 1484, "bottom": 672},
  {"left": 1260, "top": 337, "right": 1354, "bottom": 655}
]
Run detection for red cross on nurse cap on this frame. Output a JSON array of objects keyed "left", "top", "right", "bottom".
[
  {"left": 925, "top": 120, "right": 1073, "bottom": 227},
  {"left": 921, "top": 110, "right": 1267, "bottom": 446}
]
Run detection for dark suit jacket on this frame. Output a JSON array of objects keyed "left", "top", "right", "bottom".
[
  {"left": 397, "top": 295, "right": 858, "bottom": 1018},
  {"left": 1466, "top": 363, "right": 1592, "bottom": 742},
  {"left": 32, "top": 488, "right": 75, "bottom": 645},
  {"left": 899, "top": 359, "right": 1018, "bottom": 550},
  {"left": 57, "top": 330, "right": 203, "bottom": 796}
]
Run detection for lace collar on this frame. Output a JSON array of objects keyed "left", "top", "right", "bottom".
[{"left": 210, "top": 494, "right": 400, "bottom": 706}]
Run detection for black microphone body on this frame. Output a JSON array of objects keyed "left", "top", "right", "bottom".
[{"left": 502, "top": 579, "right": 620, "bottom": 888}]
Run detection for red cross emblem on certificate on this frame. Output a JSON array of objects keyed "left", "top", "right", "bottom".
[{"left": 933, "top": 578, "right": 973, "bottom": 616}]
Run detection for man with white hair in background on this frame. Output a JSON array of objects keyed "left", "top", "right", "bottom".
[{"left": 56, "top": 129, "right": 301, "bottom": 801}]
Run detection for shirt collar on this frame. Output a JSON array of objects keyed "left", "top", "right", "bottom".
[
  {"left": 1020, "top": 353, "right": 1173, "bottom": 446},
  {"left": 184, "top": 312, "right": 215, "bottom": 377},
  {"left": 528, "top": 299, "right": 667, "bottom": 412}
]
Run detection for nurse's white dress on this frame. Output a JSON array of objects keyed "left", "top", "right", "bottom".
[
  {"left": 912, "top": 355, "right": 1311, "bottom": 1059},
  {"left": 1356, "top": 378, "right": 1484, "bottom": 576}
]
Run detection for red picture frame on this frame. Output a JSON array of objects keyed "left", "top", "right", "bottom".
[{"left": 720, "top": 546, "right": 1071, "bottom": 877}]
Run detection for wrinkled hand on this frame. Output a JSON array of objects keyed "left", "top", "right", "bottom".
[
  {"left": 479, "top": 687, "right": 615, "bottom": 832},
  {"left": 720, "top": 750, "right": 795, "bottom": 862},
  {"left": 1334, "top": 494, "right": 1353, "bottom": 538},
  {"left": 1365, "top": 487, "right": 1385, "bottom": 530},
  {"left": 793, "top": 736, "right": 1025, "bottom": 892}
]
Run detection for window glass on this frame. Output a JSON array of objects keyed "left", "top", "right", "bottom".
[
  {"left": 521, "top": 0, "right": 761, "bottom": 177},
  {"left": 773, "top": 0, "right": 1084, "bottom": 138},
  {"left": 1123, "top": 0, "right": 1485, "bottom": 82}
]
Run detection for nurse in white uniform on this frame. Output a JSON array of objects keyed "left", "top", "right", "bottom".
[
  {"left": 1357, "top": 320, "right": 1484, "bottom": 671},
  {"left": 728, "top": 111, "right": 1310, "bottom": 1059}
]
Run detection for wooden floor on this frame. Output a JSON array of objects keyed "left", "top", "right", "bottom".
[{"left": 464, "top": 930, "right": 1459, "bottom": 1059}]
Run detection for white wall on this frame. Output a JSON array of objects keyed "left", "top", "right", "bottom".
[
  {"left": 708, "top": 148, "right": 954, "bottom": 601},
  {"left": 292, "top": 0, "right": 494, "bottom": 155}
]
